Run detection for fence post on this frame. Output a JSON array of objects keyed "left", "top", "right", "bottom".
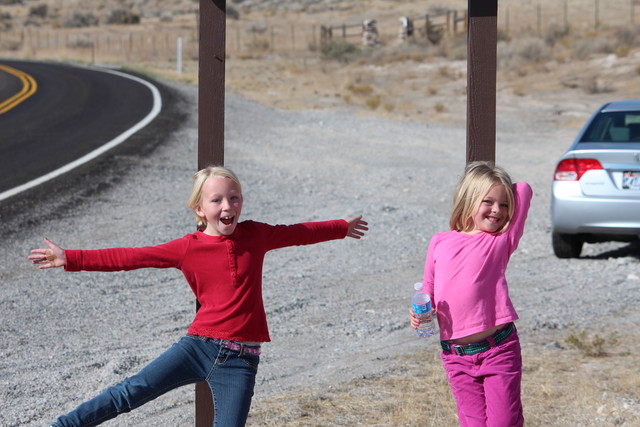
[
  {"left": 504, "top": 7, "right": 509, "bottom": 36},
  {"left": 196, "top": 0, "right": 226, "bottom": 424},
  {"left": 271, "top": 27, "right": 275, "bottom": 53},
  {"left": 425, "top": 14, "right": 430, "bottom": 39},
  {"left": 446, "top": 10, "right": 451, "bottom": 35},
  {"left": 177, "top": 37, "right": 183, "bottom": 74},
  {"left": 291, "top": 23, "right": 296, "bottom": 53},
  {"left": 454, "top": 10, "right": 459, "bottom": 33},
  {"left": 466, "top": 0, "right": 497, "bottom": 164}
]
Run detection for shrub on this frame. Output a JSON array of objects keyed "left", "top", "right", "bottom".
[
  {"left": 106, "top": 9, "right": 140, "bottom": 25},
  {"left": 573, "top": 38, "right": 612, "bottom": 60},
  {"left": 246, "top": 38, "right": 269, "bottom": 51},
  {"left": 67, "top": 35, "right": 94, "bottom": 49},
  {"left": 28, "top": 4, "right": 47, "bottom": 19},
  {"left": 544, "top": 24, "right": 570, "bottom": 46},
  {"left": 0, "top": 12, "right": 12, "bottom": 31},
  {"left": 516, "top": 38, "right": 552, "bottom": 62},
  {"left": 227, "top": 6, "right": 240, "bottom": 20},
  {"left": 365, "top": 94, "right": 381, "bottom": 110},
  {"left": 63, "top": 13, "right": 99, "bottom": 28},
  {"left": 320, "top": 40, "right": 362, "bottom": 63},
  {"left": 565, "top": 330, "right": 618, "bottom": 357},
  {"left": 347, "top": 83, "right": 373, "bottom": 96},
  {"left": 615, "top": 28, "right": 636, "bottom": 46}
]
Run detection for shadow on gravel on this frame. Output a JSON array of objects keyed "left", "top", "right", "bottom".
[{"left": 581, "top": 241, "right": 640, "bottom": 260}]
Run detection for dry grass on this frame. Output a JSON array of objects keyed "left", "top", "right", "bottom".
[
  {"left": 248, "top": 351, "right": 459, "bottom": 427},
  {"left": 3, "top": 1, "right": 640, "bottom": 126},
  {"left": 248, "top": 331, "right": 640, "bottom": 426}
]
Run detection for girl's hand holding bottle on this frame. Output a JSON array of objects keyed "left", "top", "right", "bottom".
[
  {"left": 28, "top": 238, "right": 66, "bottom": 269},
  {"left": 410, "top": 282, "right": 435, "bottom": 338}
]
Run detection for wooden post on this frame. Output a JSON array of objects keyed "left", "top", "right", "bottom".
[
  {"left": 198, "top": 0, "right": 226, "bottom": 171},
  {"left": 466, "top": 0, "right": 497, "bottom": 164},
  {"left": 196, "top": 1, "right": 226, "bottom": 426}
]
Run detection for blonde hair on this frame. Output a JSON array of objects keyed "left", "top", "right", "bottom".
[
  {"left": 449, "top": 161, "right": 514, "bottom": 233},
  {"left": 186, "top": 165, "right": 243, "bottom": 229}
]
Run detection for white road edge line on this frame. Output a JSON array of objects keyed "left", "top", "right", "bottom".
[{"left": 0, "top": 65, "right": 163, "bottom": 202}]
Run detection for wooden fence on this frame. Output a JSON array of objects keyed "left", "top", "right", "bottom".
[
  {"left": 502, "top": 0, "right": 640, "bottom": 35},
  {"left": 320, "top": 9, "right": 467, "bottom": 47}
]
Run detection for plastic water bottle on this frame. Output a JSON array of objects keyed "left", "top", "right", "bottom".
[{"left": 411, "top": 282, "right": 435, "bottom": 338}]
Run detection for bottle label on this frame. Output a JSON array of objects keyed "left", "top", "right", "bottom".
[{"left": 412, "top": 302, "right": 431, "bottom": 314}]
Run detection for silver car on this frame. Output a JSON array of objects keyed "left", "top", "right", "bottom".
[{"left": 551, "top": 100, "right": 640, "bottom": 258}]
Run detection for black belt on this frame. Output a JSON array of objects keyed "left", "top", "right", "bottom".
[{"left": 441, "top": 323, "right": 515, "bottom": 356}]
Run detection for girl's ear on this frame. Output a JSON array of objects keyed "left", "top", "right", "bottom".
[{"left": 194, "top": 204, "right": 205, "bottom": 219}]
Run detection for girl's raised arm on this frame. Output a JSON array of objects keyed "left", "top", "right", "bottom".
[{"left": 28, "top": 238, "right": 66, "bottom": 269}]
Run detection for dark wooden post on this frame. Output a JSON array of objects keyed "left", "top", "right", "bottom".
[
  {"left": 198, "top": 0, "right": 226, "bottom": 170},
  {"left": 466, "top": 0, "right": 497, "bottom": 164},
  {"left": 196, "top": 0, "right": 226, "bottom": 426}
]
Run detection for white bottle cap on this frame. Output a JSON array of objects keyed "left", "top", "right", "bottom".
[{"left": 414, "top": 282, "right": 423, "bottom": 291}]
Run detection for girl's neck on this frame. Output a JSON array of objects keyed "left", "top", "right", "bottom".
[{"left": 460, "top": 229, "right": 482, "bottom": 235}]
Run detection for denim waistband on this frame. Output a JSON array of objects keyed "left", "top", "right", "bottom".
[
  {"left": 187, "top": 334, "right": 262, "bottom": 356},
  {"left": 440, "top": 322, "right": 515, "bottom": 356}
]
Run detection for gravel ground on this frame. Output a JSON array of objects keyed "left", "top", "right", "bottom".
[{"left": 1, "top": 76, "right": 639, "bottom": 426}]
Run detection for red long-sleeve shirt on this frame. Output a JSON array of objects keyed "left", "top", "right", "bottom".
[{"left": 65, "top": 219, "right": 348, "bottom": 342}]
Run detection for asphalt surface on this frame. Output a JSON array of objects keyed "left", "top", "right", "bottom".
[
  {"left": 0, "top": 60, "right": 156, "bottom": 194},
  {"left": 0, "top": 65, "right": 188, "bottom": 233}
]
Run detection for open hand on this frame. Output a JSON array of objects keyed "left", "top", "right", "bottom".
[
  {"left": 345, "top": 216, "right": 368, "bottom": 239},
  {"left": 28, "top": 238, "right": 66, "bottom": 269}
]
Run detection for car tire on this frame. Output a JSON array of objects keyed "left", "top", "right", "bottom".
[{"left": 552, "top": 232, "right": 583, "bottom": 258}]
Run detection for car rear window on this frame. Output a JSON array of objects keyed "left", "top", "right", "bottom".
[{"left": 580, "top": 111, "right": 640, "bottom": 142}]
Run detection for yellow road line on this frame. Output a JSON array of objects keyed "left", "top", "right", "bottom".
[{"left": 0, "top": 64, "right": 38, "bottom": 114}]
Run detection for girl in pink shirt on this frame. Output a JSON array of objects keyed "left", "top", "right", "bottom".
[
  {"left": 29, "top": 166, "right": 368, "bottom": 427},
  {"left": 411, "top": 161, "right": 532, "bottom": 427}
]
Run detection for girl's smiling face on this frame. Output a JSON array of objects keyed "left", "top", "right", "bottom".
[
  {"left": 471, "top": 184, "right": 509, "bottom": 233},
  {"left": 196, "top": 176, "right": 243, "bottom": 236}
]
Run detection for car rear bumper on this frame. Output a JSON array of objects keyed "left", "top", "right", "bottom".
[{"left": 551, "top": 182, "right": 640, "bottom": 235}]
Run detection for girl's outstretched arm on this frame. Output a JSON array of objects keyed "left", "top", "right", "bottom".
[
  {"left": 28, "top": 238, "right": 66, "bottom": 269},
  {"left": 345, "top": 216, "right": 368, "bottom": 239}
]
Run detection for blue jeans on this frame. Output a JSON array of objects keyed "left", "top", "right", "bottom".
[{"left": 52, "top": 335, "right": 260, "bottom": 427}]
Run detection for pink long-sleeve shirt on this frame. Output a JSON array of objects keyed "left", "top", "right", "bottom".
[
  {"left": 423, "top": 182, "right": 533, "bottom": 341},
  {"left": 64, "top": 219, "right": 348, "bottom": 343}
]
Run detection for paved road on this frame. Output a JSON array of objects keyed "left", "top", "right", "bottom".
[{"left": 0, "top": 60, "right": 157, "bottom": 194}]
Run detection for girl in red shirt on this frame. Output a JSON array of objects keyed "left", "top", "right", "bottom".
[{"left": 29, "top": 166, "right": 368, "bottom": 427}]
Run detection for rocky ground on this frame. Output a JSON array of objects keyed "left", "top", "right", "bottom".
[{"left": 1, "top": 64, "right": 639, "bottom": 425}]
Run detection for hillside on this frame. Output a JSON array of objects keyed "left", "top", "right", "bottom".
[{"left": 1, "top": 0, "right": 640, "bottom": 128}]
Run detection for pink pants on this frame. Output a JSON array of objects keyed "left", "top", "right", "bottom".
[{"left": 440, "top": 328, "right": 524, "bottom": 427}]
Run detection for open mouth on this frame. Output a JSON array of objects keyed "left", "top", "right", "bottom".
[{"left": 220, "top": 215, "right": 235, "bottom": 226}]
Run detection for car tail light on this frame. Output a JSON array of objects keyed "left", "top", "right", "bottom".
[{"left": 554, "top": 158, "right": 603, "bottom": 181}]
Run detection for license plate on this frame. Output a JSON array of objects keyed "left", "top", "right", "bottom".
[{"left": 622, "top": 171, "right": 640, "bottom": 190}]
